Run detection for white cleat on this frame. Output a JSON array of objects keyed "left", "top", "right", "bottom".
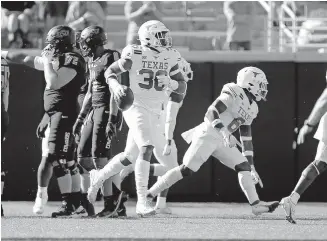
[
  {"left": 251, "top": 201, "right": 279, "bottom": 216},
  {"left": 155, "top": 206, "right": 172, "bottom": 215},
  {"left": 136, "top": 198, "right": 156, "bottom": 217},
  {"left": 33, "top": 192, "right": 48, "bottom": 215},
  {"left": 280, "top": 196, "right": 296, "bottom": 224},
  {"left": 87, "top": 169, "right": 104, "bottom": 204}
]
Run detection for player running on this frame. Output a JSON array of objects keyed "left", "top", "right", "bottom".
[
  {"left": 146, "top": 66, "right": 280, "bottom": 216},
  {"left": 281, "top": 72, "right": 327, "bottom": 224},
  {"left": 72, "top": 25, "right": 124, "bottom": 218},
  {"left": 87, "top": 20, "right": 187, "bottom": 216},
  {"left": 111, "top": 57, "right": 193, "bottom": 214},
  {"left": 1, "top": 56, "right": 10, "bottom": 216}
]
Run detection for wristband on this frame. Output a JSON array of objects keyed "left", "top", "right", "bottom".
[
  {"left": 211, "top": 119, "right": 224, "bottom": 130},
  {"left": 304, "top": 120, "right": 316, "bottom": 128}
]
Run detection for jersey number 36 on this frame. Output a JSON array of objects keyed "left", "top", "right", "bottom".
[{"left": 138, "top": 69, "right": 166, "bottom": 91}]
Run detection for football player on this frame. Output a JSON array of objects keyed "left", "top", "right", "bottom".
[
  {"left": 72, "top": 25, "right": 124, "bottom": 218},
  {"left": 146, "top": 66, "right": 280, "bottom": 216},
  {"left": 111, "top": 57, "right": 193, "bottom": 214},
  {"left": 87, "top": 20, "right": 187, "bottom": 216},
  {"left": 281, "top": 72, "right": 327, "bottom": 224},
  {"left": 1, "top": 56, "right": 10, "bottom": 216},
  {"left": 2, "top": 25, "right": 86, "bottom": 217}
]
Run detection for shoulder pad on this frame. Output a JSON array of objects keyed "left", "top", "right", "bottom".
[
  {"left": 169, "top": 48, "right": 182, "bottom": 61},
  {"left": 221, "top": 83, "right": 244, "bottom": 99},
  {"left": 121, "top": 45, "right": 142, "bottom": 59},
  {"left": 60, "top": 52, "right": 85, "bottom": 70}
]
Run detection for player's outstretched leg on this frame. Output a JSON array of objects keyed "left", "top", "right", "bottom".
[
  {"left": 33, "top": 156, "right": 51, "bottom": 215},
  {"left": 235, "top": 162, "right": 279, "bottom": 215},
  {"left": 87, "top": 153, "right": 132, "bottom": 204},
  {"left": 280, "top": 146, "right": 327, "bottom": 224}
]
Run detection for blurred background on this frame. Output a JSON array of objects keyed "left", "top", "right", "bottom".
[{"left": 1, "top": 1, "right": 327, "bottom": 203}]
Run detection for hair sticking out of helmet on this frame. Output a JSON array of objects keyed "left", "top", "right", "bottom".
[
  {"left": 45, "top": 25, "right": 75, "bottom": 57},
  {"left": 236, "top": 66, "right": 268, "bottom": 102},
  {"left": 79, "top": 25, "right": 108, "bottom": 57},
  {"left": 138, "top": 20, "right": 172, "bottom": 49}
]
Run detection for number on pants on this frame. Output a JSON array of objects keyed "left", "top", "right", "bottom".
[
  {"left": 138, "top": 69, "right": 167, "bottom": 91},
  {"left": 227, "top": 117, "right": 245, "bottom": 132}
]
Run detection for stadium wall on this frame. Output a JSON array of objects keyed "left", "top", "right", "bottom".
[{"left": 2, "top": 51, "right": 327, "bottom": 202}]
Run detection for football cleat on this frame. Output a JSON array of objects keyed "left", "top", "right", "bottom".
[
  {"left": 87, "top": 169, "right": 105, "bottom": 204},
  {"left": 155, "top": 206, "right": 172, "bottom": 215},
  {"left": 117, "top": 191, "right": 128, "bottom": 217},
  {"left": 81, "top": 194, "right": 95, "bottom": 216},
  {"left": 94, "top": 195, "right": 121, "bottom": 218},
  {"left": 33, "top": 191, "right": 48, "bottom": 215},
  {"left": 251, "top": 201, "right": 279, "bottom": 216},
  {"left": 51, "top": 200, "right": 74, "bottom": 218},
  {"left": 280, "top": 196, "right": 296, "bottom": 224},
  {"left": 70, "top": 205, "right": 88, "bottom": 218},
  {"left": 136, "top": 198, "right": 156, "bottom": 217}
]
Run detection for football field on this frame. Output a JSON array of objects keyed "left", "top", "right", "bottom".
[{"left": 1, "top": 201, "right": 327, "bottom": 241}]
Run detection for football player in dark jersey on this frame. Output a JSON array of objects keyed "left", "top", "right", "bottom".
[
  {"left": 2, "top": 25, "right": 87, "bottom": 217},
  {"left": 1, "top": 57, "right": 10, "bottom": 216},
  {"left": 73, "top": 25, "right": 126, "bottom": 217}
]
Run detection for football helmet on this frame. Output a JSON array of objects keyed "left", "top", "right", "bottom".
[
  {"left": 236, "top": 66, "right": 268, "bottom": 101},
  {"left": 79, "top": 25, "right": 107, "bottom": 57},
  {"left": 138, "top": 20, "right": 172, "bottom": 48},
  {"left": 45, "top": 25, "right": 75, "bottom": 57},
  {"left": 179, "top": 57, "right": 193, "bottom": 82}
]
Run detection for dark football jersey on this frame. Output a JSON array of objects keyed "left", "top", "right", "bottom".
[
  {"left": 88, "top": 50, "right": 120, "bottom": 107},
  {"left": 44, "top": 52, "right": 86, "bottom": 115}
]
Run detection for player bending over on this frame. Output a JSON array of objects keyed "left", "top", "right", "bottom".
[
  {"left": 146, "top": 66, "right": 280, "bottom": 215},
  {"left": 72, "top": 25, "right": 125, "bottom": 218},
  {"left": 112, "top": 57, "right": 193, "bottom": 214},
  {"left": 87, "top": 20, "right": 186, "bottom": 216},
  {"left": 280, "top": 73, "right": 327, "bottom": 224}
]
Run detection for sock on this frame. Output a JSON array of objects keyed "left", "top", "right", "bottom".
[
  {"left": 112, "top": 174, "right": 122, "bottom": 191},
  {"left": 37, "top": 185, "right": 48, "bottom": 194},
  {"left": 102, "top": 177, "right": 113, "bottom": 196},
  {"left": 290, "top": 191, "right": 300, "bottom": 205},
  {"left": 238, "top": 171, "right": 259, "bottom": 205},
  {"left": 80, "top": 173, "right": 90, "bottom": 193},
  {"left": 98, "top": 154, "right": 126, "bottom": 181},
  {"left": 57, "top": 174, "right": 72, "bottom": 194},
  {"left": 71, "top": 192, "right": 82, "bottom": 208},
  {"left": 151, "top": 163, "right": 168, "bottom": 177},
  {"left": 156, "top": 197, "right": 167, "bottom": 208},
  {"left": 148, "top": 166, "right": 183, "bottom": 198},
  {"left": 134, "top": 158, "right": 150, "bottom": 203},
  {"left": 70, "top": 166, "right": 81, "bottom": 193}
]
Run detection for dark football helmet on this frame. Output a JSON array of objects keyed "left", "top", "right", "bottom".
[
  {"left": 45, "top": 25, "right": 75, "bottom": 57},
  {"left": 79, "top": 25, "right": 107, "bottom": 57}
]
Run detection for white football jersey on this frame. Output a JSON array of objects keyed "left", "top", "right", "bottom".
[
  {"left": 121, "top": 45, "right": 181, "bottom": 113},
  {"left": 214, "top": 82, "right": 259, "bottom": 133}
]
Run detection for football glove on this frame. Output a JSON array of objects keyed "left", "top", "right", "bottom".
[
  {"left": 163, "top": 140, "right": 172, "bottom": 156},
  {"left": 41, "top": 44, "right": 55, "bottom": 63},
  {"left": 36, "top": 113, "right": 49, "bottom": 139},
  {"left": 220, "top": 128, "right": 237, "bottom": 148},
  {"left": 251, "top": 165, "right": 264, "bottom": 188}
]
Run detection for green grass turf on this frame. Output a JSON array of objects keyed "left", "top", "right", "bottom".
[{"left": 1, "top": 201, "right": 327, "bottom": 241}]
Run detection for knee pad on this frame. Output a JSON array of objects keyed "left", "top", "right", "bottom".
[
  {"left": 53, "top": 164, "right": 69, "bottom": 178},
  {"left": 78, "top": 157, "right": 95, "bottom": 172},
  {"left": 235, "top": 161, "right": 251, "bottom": 172},
  {"left": 94, "top": 157, "right": 109, "bottom": 170},
  {"left": 180, "top": 164, "right": 193, "bottom": 177}
]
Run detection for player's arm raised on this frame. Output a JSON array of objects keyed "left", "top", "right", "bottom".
[
  {"left": 1, "top": 50, "right": 44, "bottom": 70},
  {"left": 298, "top": 88, "right": 327, "bottom": 144}
]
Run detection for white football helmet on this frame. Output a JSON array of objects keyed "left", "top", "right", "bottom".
[
  {"left": 138, "top": 20, "right": 172, "bottom": 48},
  {"left": 236, "top": 66, "right": 268, "bottom": 101},
  {"left": 179, "top": 57, "right": 193, "bottom": 82}
]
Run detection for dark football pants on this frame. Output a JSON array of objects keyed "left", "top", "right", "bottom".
[
  {"left": 48, "top": 112, "right": 75, "bottom": 163},
  {"left": 78, "top": 106, "right": 110, "bottom": 159}
]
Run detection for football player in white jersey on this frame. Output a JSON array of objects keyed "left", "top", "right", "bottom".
[
  {"left": 146, "top": 66, "right": 280, "bottom": 216},
  {"left": 87, "top": 20, "right": 187, "bottom": 216},
  {"left": 281, "top": 72, "right": 327, "bottom": 224},
  {"left": 105, "top": 57, "right": 193, "bottom": 215}
]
